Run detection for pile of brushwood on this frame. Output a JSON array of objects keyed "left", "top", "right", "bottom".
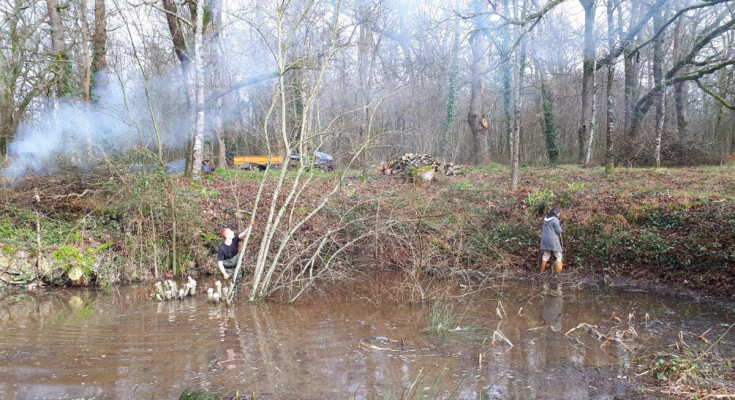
[{"left": 376, "top": 153, "right": 465, "bottom": 177}]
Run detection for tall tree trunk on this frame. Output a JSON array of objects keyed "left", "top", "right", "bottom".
[
  {"left": 211, "top": 0, "right": 227, "bottom": 169},
  {"left": 511, "top": 0, "right": 527, "bottom": 191},
  {"left": 538, "top": 64, "right": 559, "bottom": 164},
  {"left": 161, "top": 0, "right": 194, "bottom": 174},
  {"left": 191, "top": 0, "right": 205, "bottom": 181},
  {"left": 357, "top": 21, "right": 372, "bottom": 174},
  {"left": 619, "top": 1, "right": 640, "bottom": 135},
  {"left": 501, "top": 0, "right": 512, "bottom": 163},
  {"left": 605, "top": 0, "right": 616, "bottom": 173},
  {"left": 584, "top": 57, "right": 598, "bottom": 166},
  {"left": 91, "top": 0, "right": 107, "bottom": 98},
  {"left": 46, "top": 0, "right": 71, "bottom": 97},
  {"left": 80, "top": 0, "right": 92, "bottom": 102},
  {"left": 467, "top": 0, "right": 488, "bottom": 165},
  {"left": 672, "top": 16, "right": 688, "bottom": 136},
  {"left": 653, "top": 9, "right": 665, "bottom": 168},
  {"left": 439, "top": 15, "right": 460, "bottom": 159},
  {"left": 578, "top": 0, "right": 596, "bottom": 163}
]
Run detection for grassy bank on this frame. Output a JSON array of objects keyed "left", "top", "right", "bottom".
[{"left": 1, "top": 165, "right": 734, "bottom": 298}]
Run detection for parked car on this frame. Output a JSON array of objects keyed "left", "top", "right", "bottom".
[{"left": 289, "top": 151, "right": 335, "bottom": 171}]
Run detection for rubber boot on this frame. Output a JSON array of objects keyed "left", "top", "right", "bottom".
[
  {"left": 541, "top": 260, "right": 548, "bottom": 273},
  {"left": 554, "top": 260, "right": 563, "bottom": 273}
]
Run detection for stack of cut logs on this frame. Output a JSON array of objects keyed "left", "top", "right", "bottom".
[
  {"left": 153, "top": 277, "right": 197, "bottom": 301},
  {"left": 376, "top": 153, "right": 465, "bottom": 177}
]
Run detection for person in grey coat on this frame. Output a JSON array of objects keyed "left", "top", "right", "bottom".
[{"left": 540, "top": 206, "right": 563, "bottom": 273}]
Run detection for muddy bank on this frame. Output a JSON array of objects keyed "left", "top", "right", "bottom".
[{"left": 1, "top": 166, "right": 734, "bottom": 300}]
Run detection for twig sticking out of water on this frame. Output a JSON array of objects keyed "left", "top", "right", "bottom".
[
  {"left": 698, "top": 328, "right": 712, "bottom": 344},
  {"left": 610, "top": 311, "right": 621, "bottom": 323},
  {"left": 485, "top": 323, "right": 513, "bottom": 349},
  {"left": 496, "top": 301, "right": 507, "bottom": 320},
  {"left": 671, "top": 331, "right": 689, "bottom": 351}
]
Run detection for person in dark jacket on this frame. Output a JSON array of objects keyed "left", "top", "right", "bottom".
[
  {"left": 540, "top": 206, "right": 563, "bottom": 273},
  {"left": 217, "top": 223, "right": 253, "bottom": 282}
]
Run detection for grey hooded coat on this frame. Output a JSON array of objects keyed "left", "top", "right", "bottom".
[{"left": 540, "top": 214, "right": 563, "bottom": 252}]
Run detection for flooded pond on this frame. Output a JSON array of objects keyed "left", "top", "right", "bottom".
[{"left": 0, "top": 275, "right": 733, "bottom": 399}]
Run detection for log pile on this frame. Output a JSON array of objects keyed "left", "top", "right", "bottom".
[
  {"left": 152, "top": 277, "right": 197, "bottom": 301},
  {"left": 376, "top": 153, "right": 465, "bottom": 178}
]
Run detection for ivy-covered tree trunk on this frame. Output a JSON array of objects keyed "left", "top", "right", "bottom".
[
  {"left": 439, "top": 16, "right": 460, "bottom": 159},
  {"left": 540, "top": 71, "right": 559, "bottom": 164}
]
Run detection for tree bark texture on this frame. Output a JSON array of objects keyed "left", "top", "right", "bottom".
[
  {"left": 672, "top": 16, "right": 688, "bottom": 136},
  {"left": 501, "top": 0, "right": 512, "bottom": 162},
  {"left": 584, "top": 56, "right": 598, "bottom": 167},
  {"left": 161, "top": 0, "right": 195, "bottom": 175},
  {"left": 467, "top": 0, "right": 488, "bottom": 165},
  {"left": 619, "top": 0, "right": 640, "bottom": 135},
  {"left": 511, "top": 0, "right": 527, "bottom": 191},
  {"left": 605, "top": 0, "right": 616, "bottom": 173},
  {"left": 211, "top": 0, "right": 227, "bottom": 169},
  {"left": 578, "top": 0, "right": 596, "bottom": 163},
  {"left": 80, "top": 0, "right": 92, "bottom": 102},
  {"left": 46, "top": 0, "right": 70, "bottom": 97},
  {"left": 653, "top": 10, "right": 665, "bottom": 168},
  {"left": 191, "top": 0, "right": 205, "bottom": 180},
  {"left": 91, "top": 0, "right": 107, "bottom": 96}
]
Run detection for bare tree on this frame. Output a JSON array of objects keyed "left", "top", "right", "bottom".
[
  {"left": 604, "top": 0, "right": 616, "bottom": 173},
  {"left": 671, "top": 13, "right": 688, "bottom": 135},
  {"left": 653, "top": 7, "right": 665, "bottom": 167}
]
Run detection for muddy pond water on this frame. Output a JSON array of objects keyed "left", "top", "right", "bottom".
[{"left": 0, "top": 276, "right": 733, "bottom": 399}]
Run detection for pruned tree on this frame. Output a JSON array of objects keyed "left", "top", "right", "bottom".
[{"left": 467, "top": 0, "right": 489, "bottom": 165}]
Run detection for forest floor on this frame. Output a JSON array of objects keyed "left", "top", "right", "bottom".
[{"left": 1, "top": 164, "right": 734, "bottom": 299}]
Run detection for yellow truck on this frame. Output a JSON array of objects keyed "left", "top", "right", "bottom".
[
  {"left": 234, "top": 152, "right": 334, "bottom": 171},
  {"left": 233, "top": 155, "right": 285, "bottom": 170}
]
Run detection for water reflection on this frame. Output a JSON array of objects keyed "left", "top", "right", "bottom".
[
  {"left": 543, "top": 283, "right": 563, "bottom": 332},
  {"left": 0, "top": 279, "right": 732, "bottom": 399}
]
